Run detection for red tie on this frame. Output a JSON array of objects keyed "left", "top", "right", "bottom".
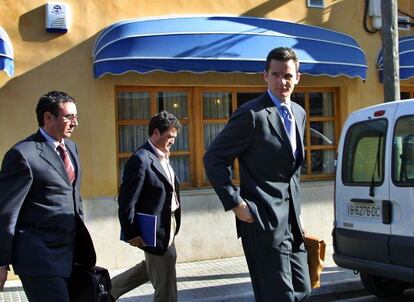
[{"left": 57, "top": 143, "right": 75, "bottom": 183}]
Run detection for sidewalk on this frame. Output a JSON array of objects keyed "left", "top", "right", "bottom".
[{"left": 0, "top": 250, "right": 363, "bottom": 302}]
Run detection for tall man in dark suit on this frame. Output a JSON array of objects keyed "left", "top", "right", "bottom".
[
  {"left": 204, "top": 47, "right": 311, "bottom": 302},
  {"left": 111, "top": 111, "right": 182, "bottom": 302},
  {"left": 0, "top": 91, "right": 95, "bottom": 301}
]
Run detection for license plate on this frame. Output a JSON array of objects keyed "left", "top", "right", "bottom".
[{"left": 346, "top": 203, "right": 382, "bottom": 219}]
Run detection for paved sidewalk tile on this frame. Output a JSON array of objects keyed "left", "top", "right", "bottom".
[
  {"left": 0, "top": 283, "right": 28, "bottom": 302},
  {"left": 0, "top": 254, "right": 361, "bottom": 302},
  {"left": 114, "top": 257, "right": 253, "bottom": 302}
]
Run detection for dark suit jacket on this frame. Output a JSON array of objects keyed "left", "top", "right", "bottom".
[
  {"left": 203, "top": 92, "right": 306, "bottom": 248},
  {"left": 0, "top": 130, "right": 95, "bottom": 277},
  {"left": 118, "top": 141, "right": 181, "bottom": 256}
]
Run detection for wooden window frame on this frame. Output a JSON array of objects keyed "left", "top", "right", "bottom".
[
  {"left": 401, "top": 88, "right": 414, "bottom": 99},
  {"left": 300, "top": 87, "right": 339, "bottom": 180},
  {"left": 196, "top": 87, "right": 266, "bottom": 187},
  {"left": 115, "top": 86, "right": 194, "bottom": 188},
  {"left": 115, "top": 86, "right": 340, "bottom": 189}
]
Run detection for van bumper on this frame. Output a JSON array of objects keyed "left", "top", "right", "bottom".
[{"left": 333, "top": 252, "right": 414, "bottom": 284}]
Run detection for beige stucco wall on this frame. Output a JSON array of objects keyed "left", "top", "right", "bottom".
[{"left": 0, "top": 0, "right": 411, "bottom": 198}]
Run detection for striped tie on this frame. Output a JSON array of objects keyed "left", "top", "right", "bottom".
[{"left": 57, "top": 143, "right": 75, "bottom": 183}]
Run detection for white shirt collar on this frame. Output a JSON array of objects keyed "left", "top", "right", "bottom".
[
  {"left": 267, "top": 89, "right": 291, "bottom": 110},
  {"left": 40, "top": 128, "right": 65, "bottom": 150},
  {"left": 148, "top": 139, "right": 168, "bottom": 160}
]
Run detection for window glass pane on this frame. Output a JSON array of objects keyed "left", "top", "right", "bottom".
[
  {"left": 171, "top": 125, "right": 189, "bottom": 151},
  {"left": 311, "top": 150, "right": 335, "bottom": 174},
  {"left": 292, "top": 93, "right": 305, "bottom": 109},
  {"left": 310, "top": 121, "right": 335, "bottom": 145},
  {"left": 237, "top": 92, "right": 262, "bottom": 107},
  {"left": 170, "top": 155, "right": 190, "bottom": 182},
  {"left": 119, "top": 125, "right": 148, "bottom": 153},
  {"left": 203, "top": 92, "right": 232, "bottom": 119},
  {"left": 157, "top": 92, "right": 188, "bottom": 119},
  {"left": 204, "top": 124, "right": 226, "bottom": 150},
  {"left": 393, "top": 115, "right": 414, "bottom": 186},
  {"left": 309, "top": 92, "right": 334, "bottom": 116},
  {"left": 117, "top": 92, "right": 151, "bottom": 120},
  {"left": 401, "top": 92, "right": 411, "bottom": 99},
  {"left": 342, "top": 119, "right": 387, "bottom": 184}
]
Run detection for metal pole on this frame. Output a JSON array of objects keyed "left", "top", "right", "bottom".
[{"left": 381, "top": 0, "right": 400, "bottom": 102}]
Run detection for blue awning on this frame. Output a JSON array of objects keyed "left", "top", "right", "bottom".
[
  {"left": 377, "top": 35, "right": 414, "bottom": 82},
  {"left": 0, "top": 26, "right": 14, "bottom": 77},
  {"left": 93, "top": 15, "right": 367, "bottom": 79}
]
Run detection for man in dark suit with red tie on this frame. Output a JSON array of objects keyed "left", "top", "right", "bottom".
[
  {"left": 111, "top": 111, "right": 182, "bottom": 302},
  {"left": 204, "top": 47, "right": 312, "bottom": 302},
  {"left": 0, "top": 91, "right": 95, "bottom": 301}
]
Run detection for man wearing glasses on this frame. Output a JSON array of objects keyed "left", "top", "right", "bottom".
[{"left": 0, "top": 91, "right": 95, "bottom": 301}]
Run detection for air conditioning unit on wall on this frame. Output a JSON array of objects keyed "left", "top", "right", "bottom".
[{"left": 45, "top": 2, "right": 70, "bottom": 33}]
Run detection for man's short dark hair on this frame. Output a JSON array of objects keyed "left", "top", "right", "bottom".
[
  {"left": 36, "top": 91, "right": 76, "bottom": 127},
  {"left": 265, "top": 47, "right": 299, "bottom": 72},
  {"left": 148, "top": 111, "right": 182, "bottom": 136}
]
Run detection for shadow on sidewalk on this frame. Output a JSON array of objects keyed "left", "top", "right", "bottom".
[
  {"left": 119, "top": 281, "right": 254, "bottom": 302},
  {"left": 177, "top": 272, "right": 250, "bottom": 282}
]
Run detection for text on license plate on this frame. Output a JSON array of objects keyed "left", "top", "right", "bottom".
[{"left": 346, "top": 203, "right": 382, "bottom": 219}]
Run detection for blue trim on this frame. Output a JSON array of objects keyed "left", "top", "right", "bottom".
[
  {"left": 0, "top": 26, "right": 14, "bottom": 77},
  {"left": 46, "top": 28, "right": 68, "bottom": 33},
  {"left": 92, "top": 15, "right": 367, "bottom": 79},
  {"left": 0, "top": 57, "right": 14, "bottom": 77},
  {"left": 377, "top": 35, "right": 414, "bottom": 82}
]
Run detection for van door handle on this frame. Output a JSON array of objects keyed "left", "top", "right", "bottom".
[
  {"left": 382, "top": 200, "right": 392, "bottom": 224},
  {"left": 350, "top": 198, "right": 374, "bottom": 203}
]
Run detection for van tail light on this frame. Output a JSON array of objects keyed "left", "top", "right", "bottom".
[{"left": 374, "top": 110, "right": 385, "bottom": 117}]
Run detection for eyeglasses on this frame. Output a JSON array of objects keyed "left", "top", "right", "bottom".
[{"left": 60, "top": 114, "right": 79, "bottom": 122}]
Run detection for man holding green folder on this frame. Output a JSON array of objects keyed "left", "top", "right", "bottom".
[{"left": 111, "top": 111, "right": 182, "bottom": 302}]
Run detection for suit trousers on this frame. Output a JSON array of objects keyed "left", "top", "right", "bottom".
[
  {"left": 239, "top": 221, "right": 311, "bottom": 302},
  {"left": 111, "top": 213, "right": 178, "bottom": 301},
  {"left": 111, "top": 243, "right": 177, "bottom": 301},
  {"left": 20, "top": 275, "right": 70, "bottom": 302}
]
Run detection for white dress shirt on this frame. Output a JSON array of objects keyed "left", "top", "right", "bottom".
[{"left": 148, "top": 140, "right": 179, "bottom": 212}]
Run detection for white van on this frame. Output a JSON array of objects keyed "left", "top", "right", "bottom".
[{"left": 333, "top": 99, "right": 414, "bottom": 298}]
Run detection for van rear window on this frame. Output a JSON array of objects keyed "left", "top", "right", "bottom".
[
  {"left": 342, "top": 119, "right": 387, "bottom": 185},
  {"left": 392, "top": 115, "right": 414, "bottom": 186}
]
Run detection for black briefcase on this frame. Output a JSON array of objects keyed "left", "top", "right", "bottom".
[{"left": 69, "top": 265, "right": 112, "bottom": 302}]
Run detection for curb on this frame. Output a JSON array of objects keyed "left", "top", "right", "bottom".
[
  {"left": 187, "top": 292, "right": 253, "bottom": 302},
  {"left": 311, "top": 278, "right": 364, "bottom": 296},
  {"left": 175, "top": 278, "right": 364, "bottom": 302}
]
